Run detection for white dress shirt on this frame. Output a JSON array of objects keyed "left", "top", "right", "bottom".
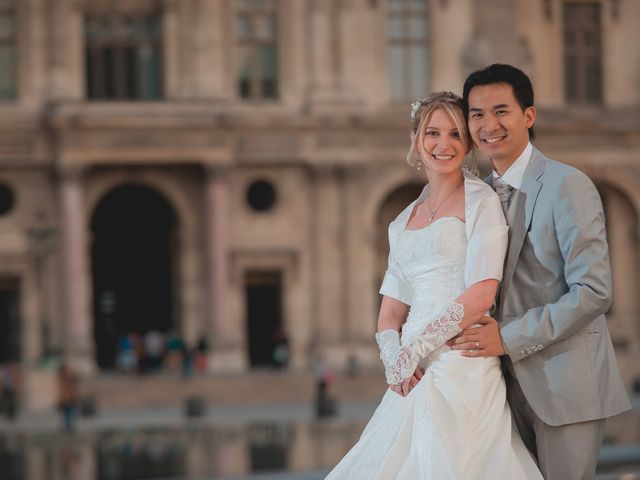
[{"left": 492, "top": 141, "right": 533, "bottom": 190}]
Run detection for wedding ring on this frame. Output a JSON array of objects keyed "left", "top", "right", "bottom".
[{"left": 475, "top": 341, "right": 480, "bottom": 350}]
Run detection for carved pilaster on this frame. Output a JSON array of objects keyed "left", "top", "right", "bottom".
[
  {"left": 58, "top": 166, "right": 94, "bottom": 374},
  {"left": 204, "top": 165, "right": 244, "bottom": 371}
]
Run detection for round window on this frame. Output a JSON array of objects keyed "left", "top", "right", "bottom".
[
  {"left": 247, "top": 180, "right": 277, "bottom": 212},
  {"left": 0, "top": 183, "right": 15, "bottom": 216}
]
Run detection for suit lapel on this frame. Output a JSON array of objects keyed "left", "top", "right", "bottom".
[{"left": 499, "top": 149, "right": 546, "bottom": 314}]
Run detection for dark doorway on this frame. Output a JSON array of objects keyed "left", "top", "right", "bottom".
[
  {"left": 245, "top": 271, "right": 287, "bottom": 368},
  {"left": 0, "top": 278, "right": 20, "bottom": 364},
  {"left": 91, "top": 185, "right": 177, "bottom": 370}
]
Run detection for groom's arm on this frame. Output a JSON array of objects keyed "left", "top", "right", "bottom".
[{"left": 453, "top": 170, "right": 612, "bottom": 361}]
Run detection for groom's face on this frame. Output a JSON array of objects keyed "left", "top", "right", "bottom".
[{"left": 467, "top": 83, "right": 536, "bottom": 171}]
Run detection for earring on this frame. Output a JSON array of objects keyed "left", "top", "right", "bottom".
[{"left": 462, "top": 152, "right": 479, "bottom": 177}]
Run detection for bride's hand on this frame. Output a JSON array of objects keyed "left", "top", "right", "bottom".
[{"left": 391, "top": 367, "right": 424, "bottom": 396}]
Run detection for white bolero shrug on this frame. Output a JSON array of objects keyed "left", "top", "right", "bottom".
[{"left": 380, "top": 171, "right": 509, "bottom": 306}]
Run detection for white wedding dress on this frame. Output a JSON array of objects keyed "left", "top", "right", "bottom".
[{"left": 325, "top": 215, "right": 542, "bottom": 480}]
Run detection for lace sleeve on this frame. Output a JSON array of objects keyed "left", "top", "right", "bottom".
[{"left": 376, "top": 302, "right": 464, "bottom": 385}]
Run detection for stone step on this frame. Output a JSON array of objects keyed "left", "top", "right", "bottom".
[{"left": 80, "top": 370, "right": 388, "bottom": 410}]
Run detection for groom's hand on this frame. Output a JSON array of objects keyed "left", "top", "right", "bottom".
[
  {"left": 390, "top": 367, "right": 424, "bottom": 396},
  {"left": 447, "top": 316, "right": 505, "bottom": 357}
]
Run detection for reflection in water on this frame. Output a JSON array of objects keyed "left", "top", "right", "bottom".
[
  {"left": 247, "top": 423, "right": 292, "bottom": 472},
  {"left": 0, "top": 411, "right": 638, "bottom": 480},
  {"left": 0, "top": 436, "right": 23, "bottom": 479},
  {"left": 0, "top": 421, "right": 364, "bottom": 480},
  {"left": 98, "top": 430, "right": 183, "bottom": 480}
]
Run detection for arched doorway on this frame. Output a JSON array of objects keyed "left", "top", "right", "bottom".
[
  {"left": 91, "top": 184, "right": 178, "bottom": 370},
  {"left": 375, "top": 182, "right": 424, "bottom": 296}
]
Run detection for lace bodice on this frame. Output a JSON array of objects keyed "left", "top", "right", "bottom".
[{"left": 394, "top": 217, "right": 467, "bottom": 345}]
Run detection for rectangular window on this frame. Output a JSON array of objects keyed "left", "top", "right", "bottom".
[
  {"left": 387, "top": 0, "right": 429, "bottom": 102},
  {"left": 85, "top": 12, "right": 162, "bottom": 100},
  {"left": 235, "top": 0, "right": 279, "bottom": 100},
  {"left": 0, "top": 0, "right": 16, "bottom": 100},
  {"left": 563, "top": 2, "right": 602, "bottom": 104}
]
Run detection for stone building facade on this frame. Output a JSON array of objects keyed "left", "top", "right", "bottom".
[{"left": 0, "top": 0, "right": 639, "bottom": 407}]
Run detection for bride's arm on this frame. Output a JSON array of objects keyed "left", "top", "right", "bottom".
[
  {"left": 377, "top": 295, "right": 409, "bottom": 333},
  {"left": 376, "top": 279, "right": 498, "bottom": 386}
]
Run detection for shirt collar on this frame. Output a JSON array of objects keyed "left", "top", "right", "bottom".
[{"left": 491, "top": 142, "right": 533, "bottom": 190}]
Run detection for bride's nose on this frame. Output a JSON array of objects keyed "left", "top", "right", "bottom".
[{"left": 435, "top": 134, "right": 453, "bottom": 150}]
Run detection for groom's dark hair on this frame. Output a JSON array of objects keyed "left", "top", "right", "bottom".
[{"left": 462, "top": 63, "right": 535, "bottom": 140}]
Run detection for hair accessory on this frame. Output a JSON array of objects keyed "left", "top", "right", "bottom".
[{"left": 410, "top": 98, "right": 425, "bottom": 121}]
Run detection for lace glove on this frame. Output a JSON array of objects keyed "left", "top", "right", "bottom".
[{"left": 375, "top": 302, "right": 464, "bottom": 386}]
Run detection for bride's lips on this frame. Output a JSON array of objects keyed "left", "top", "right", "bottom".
[{"left": 431, "top": 154, "right": 454, "bottom": 161}]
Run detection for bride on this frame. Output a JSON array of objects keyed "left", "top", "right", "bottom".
[{"left": 326, "top": 92, "right": 542, "bottom": 479}]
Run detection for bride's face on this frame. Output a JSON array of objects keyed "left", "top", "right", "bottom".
[{"left": 418, "top": 108, "right": 466, "bottom": 175}]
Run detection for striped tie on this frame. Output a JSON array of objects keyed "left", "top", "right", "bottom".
[{"left": 493, "top": 177, "right": 515, "bottom": 216}]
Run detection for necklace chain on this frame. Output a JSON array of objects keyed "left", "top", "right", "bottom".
[{"left": 426, "top": 180, "right": 463, "bottom": 223}]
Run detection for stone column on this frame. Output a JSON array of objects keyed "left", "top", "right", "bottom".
[
  {"left": 59, "top": 168, "right": 94, "bottom": 374},
  {"left": 20, "top": 265, "right": 40, "bottom": 366},
  {"left": 307, "top": 0, "right": 354, "bottom": 109},
  {"left": 162, "top": 0, "right": 180, "bottom": 98},
  {"left": 194, "top": 0, "right": 226, "bottom": 99},
  {"left": 204, "top": 166, "right": 243, "bottom": 371},
  {"left": 462, "top": 0, "right": 532, "bottom": 73},
  {"left": 312, "top": 166, "right": 346, "bottom": 366},
  {"left": 45, "top": 0, "right": 84, "bottom": 99},
  {"left": 343, "top": 166, "right": 378, "bottom": 367},
  {"left": 310, "top": 0, "right": 338, "bottom": 95},
  {"left": 605, "top": 188, "right": 640, "bottom": 358},
  {"left": 20, "top": 0, "right": 48, "bottom": 106}
]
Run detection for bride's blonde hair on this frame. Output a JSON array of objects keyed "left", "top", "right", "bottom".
[{"left": 406, "top": 91, "right": 473, "bottom": 171}]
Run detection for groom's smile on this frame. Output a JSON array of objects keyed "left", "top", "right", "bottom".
[{"left": 481, "top": 134, "right": 508, "bottom": 145}]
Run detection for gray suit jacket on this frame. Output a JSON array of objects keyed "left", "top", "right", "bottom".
[{"left": 492, "top": 147, "right": 631, "bottom": 426}]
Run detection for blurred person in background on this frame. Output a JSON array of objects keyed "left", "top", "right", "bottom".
[
  {"left": 180, "top": 341, "right": 193, "bottom": 379},
  {"left": 165, "top": 329, "right": 183, "bottom": 372},
  {"left": 327, "top": 91, "right": 540, "bottom": 479},
  {"left": 57, "top": 363, "right": 79, "bottom": 432},
  {"left": 194, "top": 335, "right": 209, "bottom": 373},
  {"left": 143, "top": 329, "right": 165, "bottom": 373},
  {"left": 272, "top": 325, "right": 289, "bottom": 369},
  {"left": 0, "top": 363, "right": 18, "bottom": 419},
  {"left": 116, "top": 332, "right": 137, "bottom": 373}
]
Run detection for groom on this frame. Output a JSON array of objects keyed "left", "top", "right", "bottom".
[{"left": 449, "top": 64, "right": 631, "bottom": 479}]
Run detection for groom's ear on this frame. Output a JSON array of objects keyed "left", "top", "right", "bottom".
[{"left": 524, "top": 106, "right": 536, "bottom": 129}]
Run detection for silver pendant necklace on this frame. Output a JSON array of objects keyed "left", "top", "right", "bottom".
[{"left": 426, "top": 180, "right": 462, "bottom": 223}]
